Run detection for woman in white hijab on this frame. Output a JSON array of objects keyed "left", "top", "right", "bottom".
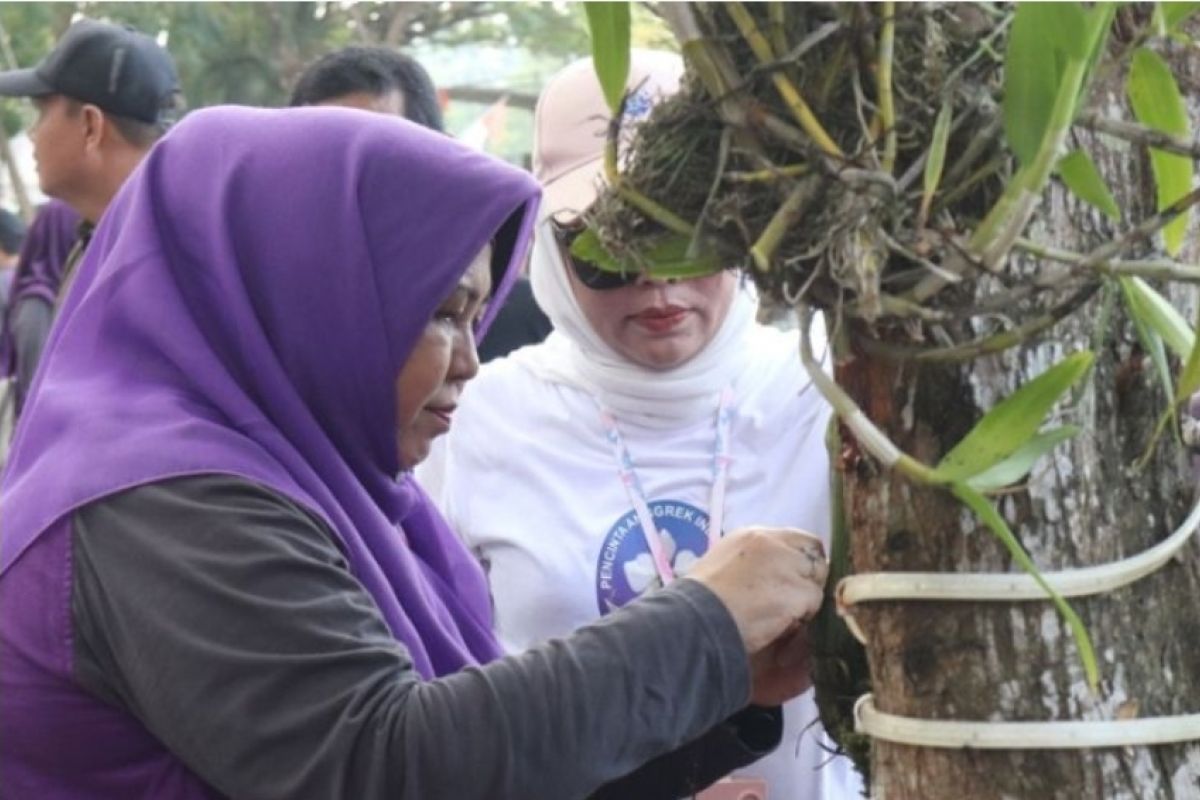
[{"left": 420, "top": 51, "right": 863, "bottom": 799}]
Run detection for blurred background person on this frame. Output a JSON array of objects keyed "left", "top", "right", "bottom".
[
  {"left": 0, "top": 201, "right": 71, "bottom": 432},
  {"left": 0, "top": 19, "right": 180, "bottom": 306},
  {"left": 0, "top": 208, "right": 27, "bottom": 311}
]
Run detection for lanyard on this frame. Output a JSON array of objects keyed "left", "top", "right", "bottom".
[{"left": 599, "top": 386, "right": 735, "bottom": 587}]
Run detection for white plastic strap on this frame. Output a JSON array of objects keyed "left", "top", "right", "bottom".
[
  {"left": 837, "top": 494, "right": 1200, "bottom": 639},
  {"left": 855, "top": 694, "right": 1200, "bottom": 749},
  {"left": 842, "top": 495, "right": 1200, "bottom": 749}
]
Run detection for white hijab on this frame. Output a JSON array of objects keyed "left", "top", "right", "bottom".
[{"left": 513, "top": 217, "right": 784, "bottom": 429}]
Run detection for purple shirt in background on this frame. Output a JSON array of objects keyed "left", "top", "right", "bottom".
[{"left": 0, "top": 200, "right": 79, "bottom": 375}]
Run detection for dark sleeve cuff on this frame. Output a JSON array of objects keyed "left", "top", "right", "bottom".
[{"left": 667, "top": 578, "right": 752, "bottom": 708}]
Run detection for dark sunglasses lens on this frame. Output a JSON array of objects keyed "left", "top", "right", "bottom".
[{"left": 570, "top": 258, "right": 638, "bottom": 290}]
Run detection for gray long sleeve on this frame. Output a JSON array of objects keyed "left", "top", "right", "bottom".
[
  {"left": 9, "top": 294, "right": 52, "bottom": 414},
  {"left": 71, "top": 475, "right": 776, "bottom": 800}
]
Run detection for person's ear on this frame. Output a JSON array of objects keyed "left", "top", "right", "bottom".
[{"left": 80, "top": 104, "right": 106, "bottom": 152}]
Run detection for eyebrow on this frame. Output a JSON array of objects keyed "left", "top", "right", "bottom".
[{"left": 445, "top": 283, "right": 488, "bottom": 305}]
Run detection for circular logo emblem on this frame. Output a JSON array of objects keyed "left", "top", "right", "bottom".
[{"left": 595, "top": 499, "right": 712, "bottom": 615}]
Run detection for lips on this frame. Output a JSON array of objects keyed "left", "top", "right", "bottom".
[
  {"left": 424, "top": 406, "right": 456, "bottom": 430},
  {"left": 632, "top": 305, "right": 689, "bottom": 333}
]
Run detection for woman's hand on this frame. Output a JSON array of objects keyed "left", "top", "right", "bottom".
[{"left": 686, "top": 527, "right": 827, "bottom": 704}]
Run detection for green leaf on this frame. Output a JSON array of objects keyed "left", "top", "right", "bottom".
[
  {"left": 1044, "top": 2, "right": 1091, "bottom": 58},
  {"left": 1004, "top": 4, "right": 1067, "bottom": 166},
  {"left": 1058, "top": 149, "right": 1120, "bottom": 221},
  {"left": 1073, "top": 4, "right": 1117, "bottom": 117},
  {"left": 934, "top": 352, "right": 1094, "bottom": 482},
  {"left": 569, "top": 226, "right": 624, "bottom": 272},
  {"left": 1174, "top": 299, "right": 1200, "bottom": 403},
  {"left": 953, "top": 482, "right": 1099, "bottom": 690},
  {"left": 1159, "top": 1, "right": 1200, "bottom": 32},
  {"left": 967, "top": 426, "right": 1081, "bottom": 491},
  {"left": 583, "top": 2, "right": 632, "bottom": 115},
  {"left": 570, "top": 228, "right": 722, "bottom": 280},
  {"left": 1128, "top": 48, "right": 1194, "bottom": 256},
  {"left": 1119, "top": 277, "right": 1194, "bottom": 358},
  {"left": 639, "top": 235, "right": 724, "bottom": 280},
  {"left": 1119, "top": 277, "right": 1176, "bottom": 431},
  {"left": 920, "top": 100, "right": 953, "bottom": 222}
]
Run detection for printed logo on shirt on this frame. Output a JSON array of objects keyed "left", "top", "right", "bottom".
[{"left": 595, "top": 499, "right": 712, "bottom": 615}]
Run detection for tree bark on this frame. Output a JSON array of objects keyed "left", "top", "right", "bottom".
[{"left": 839, "top": 39, "right": 1200, "bottom": 800}]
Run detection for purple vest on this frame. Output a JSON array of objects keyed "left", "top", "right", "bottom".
[{"left": 1, "top": 518, "right": 221, "bottom": 798}]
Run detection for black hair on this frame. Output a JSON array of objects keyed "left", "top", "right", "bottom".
[
  {"left": 61, "top": 97, "right": 173, "bottom": 150},
  {"left": 290, "top": 46, "right": 444, "bottom": 133},
  {"left": 0, "top": 208, "right": 24, "bottom": 255},
  {"left": 106, "top": 112, "right": 168, "bottom": 149}
]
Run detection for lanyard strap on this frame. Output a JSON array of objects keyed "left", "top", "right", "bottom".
[{"left": 599, "top": 386, "right": 735, "bottom": 588}]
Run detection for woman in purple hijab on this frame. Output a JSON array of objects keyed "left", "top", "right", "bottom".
[{"left": 0, "top": 106, "right": 829, "bottom": 799}]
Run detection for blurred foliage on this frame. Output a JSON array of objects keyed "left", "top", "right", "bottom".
[{"left": 0, "top": 2, "right": 672, "bottom": 115}]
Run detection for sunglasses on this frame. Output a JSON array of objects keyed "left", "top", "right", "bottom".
[{"left": 548, "top": 219, "right": 640, "bottom": 291}]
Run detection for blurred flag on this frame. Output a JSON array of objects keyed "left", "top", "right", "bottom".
[{"left": 457, "top": 95, "right": 509, "bottom": 152}]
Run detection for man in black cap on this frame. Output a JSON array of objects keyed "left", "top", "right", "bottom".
[{"left": 0, "top": 18, "right": 179, "bottom": 302}]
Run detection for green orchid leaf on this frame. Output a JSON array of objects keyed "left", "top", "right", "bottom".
[
  {"left": 1004, "top": 4, "right": 1067, "bottom": 166},
  {"left": 1128, "top": 48, "right": 1194, "bottom": 256},
  {"left": 1159, "top": 1, "right": 1200, "bottom": 32},
  {"left": 1044, "top": 2, "right": 1091, "bottom": 58},
  {"left": 1119, "top": 277, "right": 1194, "bottom": 358},
  {"left": 1174, "top": 298, "right": 1200, "bottom": 404},
  {"left": 1119, "top": 277, "right": 1177, "bottom": 442},
  {"left": 569, "top": 226, "right": 625, "bottom": 272},
  {"left": 953, "top": 482, "right": 1100, "bottom": 689},
  {"left": 967, "top": 426, "right": 1081, "bottom": 491},
  {"left": 920, "top": 100, "right": 953, "bottom": 223},
  {"left": 935, "top": 352, "right": 1093, "bottom": 482},
  {"left": 571, "top": 228, "right": 722, "bottom": 280},
  {"left": 1073, "top": 3, "right": 1116, "bottom": 117},
  {"left": 1058, "top": 149, "right": 1120, "bottom": 221},
  {"left": 583, "top": 2, "right": 632, "bottom": 115},
  {"left": 639, "top": 235, "right": 724, "bottom": 280}
]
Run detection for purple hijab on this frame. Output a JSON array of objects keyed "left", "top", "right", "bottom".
[{"left": 0, "top": 106, "right": 539, "bottom": 678}]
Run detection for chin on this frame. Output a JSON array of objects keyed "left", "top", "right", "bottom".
[
  {"left": 631, "top": 342, "right": 703, "bottom": 371},
  {"left": 398, "top": 439, "right": 432, "bottom": 471}
]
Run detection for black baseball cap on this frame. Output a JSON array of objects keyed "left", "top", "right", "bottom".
[{"left": 0, "top": 19, "right": 179, "bottom": 125}]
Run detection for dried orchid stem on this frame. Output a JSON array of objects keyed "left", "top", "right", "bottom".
[
  {"left": 767, "top": 1, "right": 788, "bottom": 62},
  {"left": 863, "top": 283, "right": 1101, "bottom": 363},
  {"left": 725, "top": 1, "right": 844, "bottom": 158},
  {"left": 797, "top": 306, "right": 941, "bottom": 485},
  {"left": 751, "top": 183, "right": 813, "bottom": 271},
  {"left": 1014, "top": 237, "right": 1200, "bottom": 283},
  {"left": 600, "top": 92, "right": 696, "bottom": 238},
  {"left": 1076, "top": 111, "right": 1200, "bottom": 160},
  {"left": 725, "top": 163, "right": 811, "bottom": 183},
  {"left": 877, "top": 1, "right": 898, "bottom": 174},
  {"left": 940, "top": 115, "right": 1003, "bottom": 189},
  {"left": 1081, "top": 185, "right": 1200, "bottom": 268},
  {"left": 614, "top": 185, "right": 696, "bottom": 237}
]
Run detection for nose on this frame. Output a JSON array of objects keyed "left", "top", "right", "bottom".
[{"left": 450, "top": 326, "right": 481, "bottom": 384}]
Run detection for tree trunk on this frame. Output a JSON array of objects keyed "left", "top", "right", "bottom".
[{"left": 839, "top": 39, "right": 1200, "bottom": 800}]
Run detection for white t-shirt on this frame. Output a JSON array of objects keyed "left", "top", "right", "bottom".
[{"left": 419, "top": 327, "right": 863, "bottom": 798}]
